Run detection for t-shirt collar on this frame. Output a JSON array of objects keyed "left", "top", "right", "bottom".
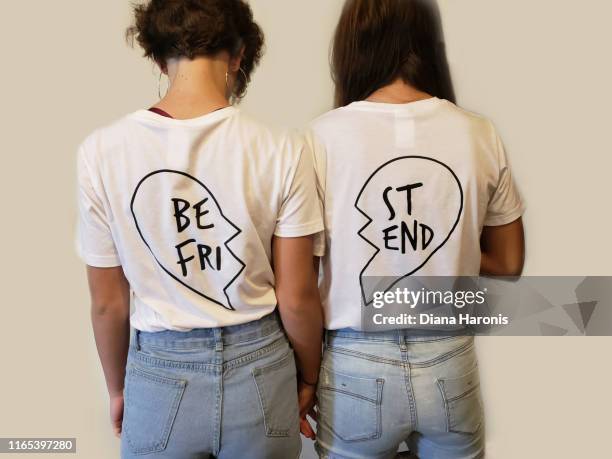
[
  {"left": 346, "top": 97, "right": 443, "bottom": 114},
  {"left": 130, "top": 105, "right": 237, "bottom": 128}
]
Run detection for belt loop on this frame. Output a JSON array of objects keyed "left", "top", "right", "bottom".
[
  {"left": 214, "top": 328, "right": 223, "bottom": 352},
  {"left": 134, "top": 329, "right": 141, "bottom": 351},
  {"left": 398, "top": 330, "right": 407, "bottom": 348}
]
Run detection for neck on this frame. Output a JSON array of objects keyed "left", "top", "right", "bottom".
[
  {"left": 366, "top": 79, "right": 433, "bottom": 104},
  {"left": 154, "top": 57, "right": 231, "bottom": 120}
]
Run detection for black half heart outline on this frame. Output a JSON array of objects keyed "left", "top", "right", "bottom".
[
  {"left": 130, "top": 169, "right": 245, "bottom": 310},
  {"left": 355, "top": 156, "right": 464, "bottom": 306}
]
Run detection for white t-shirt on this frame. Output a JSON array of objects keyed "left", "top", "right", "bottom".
[
  {"left": 77, "top": 107, "right": 323, "bottom": 331},
  {"left": 309, "top": 98, "right": 525, "bottom": 330}
]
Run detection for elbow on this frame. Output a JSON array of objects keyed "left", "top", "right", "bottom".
[
  {"left": 277, "top": 296, "right": 307, "bottom": 315},
  {"left": 500, "top": 255, "right": 525, "bottom": 277},
  {"left": 504, "top": 265, "right": 523, "bottom": 277},
  {"left": 276, "top": 292, "right": 320, "bottom": 316},
  {"left": 481, "top": 251, "right": 525, "bottom": 277},
  {"left": 91, "top": 301, "right": 129, "bottom": 319}
]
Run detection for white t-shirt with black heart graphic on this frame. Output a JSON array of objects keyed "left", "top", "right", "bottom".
[
  {"left": 77, "top": 107, "right": 324, "bottom": 331},
  {"left": 309, "top": 98, "right": 525, "bottom": 330}
]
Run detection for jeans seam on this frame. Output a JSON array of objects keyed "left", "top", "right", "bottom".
[
  {"left": 129, "top": 348, "right": 220, "bottom": 372},
  {"left": 318, "top": 417, "right": 381, "bottom": 444},
  {"left": 213, "top": 369, "right": 222, "bottom": 455},
  {"left": 446, "top": 384, "right": 480, "bottom": 403},
  {"left": 327, "top": 333, "right": 470, "bottom": 344},
  {"left": 327, "top": 335, "right": 393, "bottom": 343},
  {"left": 128, "top": 337, "right": 286, "bottom": 373},
  {"left": 319, "top": 386, "right": 378, "bottom": 404},
  {"left": 327, "top": 340, "right": 473, "bottom": 368},
  {"left": 128, "top": 365, "right": 187, "bottom": 388},
  {"left": 135, "top": 313, "right": 281, "bottom": 348},
  {"left": 326, "top": 345, "right": 403, "bottom": 366},
  {"left": 410, "top": 339, "right": 475, "bottom": 368},
  {"left": 402, "top": 355, "right": 418, "bottom": 432},
  {"left": 224, "top": 336, "right": 287, "bottom": 371},
  {"left": 376, "top": 379, "right": 384, "bottom": 440},
  {"left": 437, "top": 379, "right": 452, "bottom": 432}
]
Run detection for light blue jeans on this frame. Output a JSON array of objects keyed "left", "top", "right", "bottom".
[
  {"left": 120, "top": 312, "right": 301, "bottom": 459},
  {"left": 315, "top": 330, "right": 484, "bottom": 459}
]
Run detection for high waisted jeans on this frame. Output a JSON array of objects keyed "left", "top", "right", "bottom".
[
  {"left": 120, "top": 312, "right": 301, "bottom": 459},
  {"left": 315, "top": 330, "right": 485, "bottom": 459}
]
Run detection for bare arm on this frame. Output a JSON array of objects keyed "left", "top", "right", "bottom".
[
  {"left": 480, "top": 218, "right": 525, "bottom": 276},
  {"left": 273, "top": 236, "right": 323, "bottom": 385},
  {"left": 87, "top": 266, "right": 130, "bottom": 435}
]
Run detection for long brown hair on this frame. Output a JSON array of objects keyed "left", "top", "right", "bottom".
[{"left": 331, "top": 0, "right": 455, "bottom": 107}]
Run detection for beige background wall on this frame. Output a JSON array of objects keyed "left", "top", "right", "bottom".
[{"left": 0, "top": 1, "right": 610, "bottom": 457}]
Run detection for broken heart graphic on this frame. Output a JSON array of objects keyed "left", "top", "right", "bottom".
[
  {"left": 131, "top": 170, "right": 245, "bottom": 310},
  {"left": 356, "top": 156, "right": 463, "bottom": 306}
]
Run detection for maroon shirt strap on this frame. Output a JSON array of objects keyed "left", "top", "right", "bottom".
[{"left": 148, "top": 107, "right": 174, "bottom": 119}]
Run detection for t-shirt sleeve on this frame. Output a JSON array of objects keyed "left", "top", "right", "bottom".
[
  {"left": 484, "top": 124, "right": 526, "bottom": 226},
  {"left": 76, "top": 145, "right": 121, "bottom": 267},
  {"left": 274, "top": 138, "right": 325, "bottom": 239},
  {"left": 304, "top": 130, "right": 327, "bottom": 257}
]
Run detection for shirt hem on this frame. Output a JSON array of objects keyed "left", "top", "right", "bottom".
[
  {"left": 274, "top": 221, "right": 325, "bottom": 238},
  {"left": 77, "top": 251, "right": 122, "bottom": 268},
  {"left": 483, "top": 204, "right": 525, "bottom": 227}
]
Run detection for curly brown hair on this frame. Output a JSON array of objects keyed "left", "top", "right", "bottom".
[{"left": 126, "top": 0, "right": 264, "bottom": 100}]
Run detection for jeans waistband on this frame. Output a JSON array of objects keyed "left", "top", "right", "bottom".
[
  {"left": 133, "top": 311, "right": 283, "bottom": 350},
  {"left": 326, "top": 327, "right": 472, "bottom": 345}
]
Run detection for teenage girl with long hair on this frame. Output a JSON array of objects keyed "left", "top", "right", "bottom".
[{"left": 310, "top": 1, "right": 525, "bottom": 457}]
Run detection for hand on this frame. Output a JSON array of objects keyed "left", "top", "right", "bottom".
[
  {"left": 109, "top": 392, "right": 124, "bottom": 438},
  {"left": 298, "top": 380, "right": 317, "bottom": 440}
]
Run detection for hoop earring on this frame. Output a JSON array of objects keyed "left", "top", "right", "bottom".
[
  {"left": 158, "top": 73, "right": 169, "bottom": 99},
  {"left": 238, "top": 67, "right": 248, "bottom": 83},
  {"left": 225, "top": 68, "right": 248, "bottom": 101}
]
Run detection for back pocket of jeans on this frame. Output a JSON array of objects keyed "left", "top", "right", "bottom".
[
  {"left": 317, "top": 367, "right": 384, "bottom": 442},
  {"left": 252, "top": 350, "right": 299, "bottom": 437},
  {"left": 123, "top": 366, "right": 186, "bottom": 454},
  {"left": 437, "top": 366, "right": 483, "bottom": 434}
]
